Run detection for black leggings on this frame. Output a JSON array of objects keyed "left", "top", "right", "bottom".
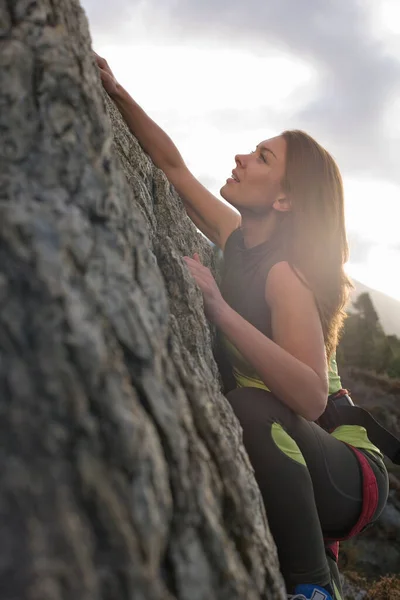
[{"left": 227, "top": 387, "right": 389, "bottom": 592}]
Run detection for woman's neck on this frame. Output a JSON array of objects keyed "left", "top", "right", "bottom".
[{"left": 240, "top": 211, "right": 281, "bottom": 249}]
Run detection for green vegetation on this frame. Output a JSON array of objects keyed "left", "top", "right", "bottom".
[
  {"left": 366, "top": 576, "right": 400, "bottom": 599},
  {"left": 338, "top": 292, "right": 400, "bottom": 379},
  {"left": 344, "top": 571, "right": 400, "bottom": 599}
]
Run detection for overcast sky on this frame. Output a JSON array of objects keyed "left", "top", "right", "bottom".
[{"left": 82, "top": 0, "right": 400, "bottom": 300}]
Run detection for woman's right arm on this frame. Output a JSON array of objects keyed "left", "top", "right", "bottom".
[{"left": 95, "top": 54, "right": 240, "bottom": 249}]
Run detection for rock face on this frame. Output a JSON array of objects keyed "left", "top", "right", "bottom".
[{"left": 0, "top": 1, "right": 284, "bottom": 598}]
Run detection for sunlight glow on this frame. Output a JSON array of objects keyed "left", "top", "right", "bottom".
[
  {"left": 367, "top": 0, "right": 400, "bottom": 57},
  {"left": 347, "top": 245, "right": 400, "bottom": 301},
  {"left": 377, "top": 0, "right": 400, "bottom": 35},
  {"left": 344, "top": 179, "right": 400, "bottom": 246}
]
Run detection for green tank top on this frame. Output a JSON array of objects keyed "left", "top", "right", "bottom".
[{"left": 328, "top": 354, "right": 341, "bottom": 395}]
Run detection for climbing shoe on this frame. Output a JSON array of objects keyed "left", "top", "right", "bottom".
[{"left": 288, "top": 583, "right": 333, "bottom": 599}]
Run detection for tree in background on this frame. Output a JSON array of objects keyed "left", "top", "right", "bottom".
[
  {"left": 338, "top": 293, "right": 400, "bottom": 378},
  {"left": 387, "top": 336, "right": 400, "bottom": 378}
]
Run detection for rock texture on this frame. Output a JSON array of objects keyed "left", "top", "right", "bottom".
[
  {"left": 341, "top": 575, "right": 368, "bottom": 600},
  {"left": 0, "top": 1, "right": 285, "bottom": 598}
]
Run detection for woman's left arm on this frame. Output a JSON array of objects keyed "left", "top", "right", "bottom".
[{"left": 184, "top": 255, "right": 328, "bottom": 421}]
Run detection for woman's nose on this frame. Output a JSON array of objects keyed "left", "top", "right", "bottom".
[{"left": 235, "top": 154, "right": 245, "bottom": 166}]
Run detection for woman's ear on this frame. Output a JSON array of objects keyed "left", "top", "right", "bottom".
[{"left": 273, "top": 195, "right": 292, "bottom": 213}]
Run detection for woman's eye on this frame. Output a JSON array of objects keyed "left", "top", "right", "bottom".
[
  {"left": 250, "top": 149, "right": 268, "bottom": 163},
  {"left": 258, "top": 152, "right": 267, "bottom": 163},
  {"left": 251, "top": 150, "right": 267, "bottom": 163}
]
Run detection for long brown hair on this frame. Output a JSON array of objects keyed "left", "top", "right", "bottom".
[{"left": 280, "top": 130, "right": 353, "bottom": 358}]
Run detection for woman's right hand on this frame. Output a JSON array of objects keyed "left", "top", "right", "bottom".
[{"left": 94, "top": 52, "right": 119, "bottom": 97}]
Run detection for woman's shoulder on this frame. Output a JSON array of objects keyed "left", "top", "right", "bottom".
[{"left": 265, "top": 261, "right": 313, "bottom": 306}]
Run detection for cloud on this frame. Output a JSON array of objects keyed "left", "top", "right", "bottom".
[
  {"left": 82, "top": 0, "right": 400, "bottom": 184},
  {"left": 81, "top": 0, "right": 138, "bottom": 43},
  {"left": 152, "top": 0, "right": 400, "bottom": 178}
]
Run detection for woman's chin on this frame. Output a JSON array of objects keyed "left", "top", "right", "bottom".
[
  {"left": 219, "top": 183, "right": 228, "bottom": 198},
  {"left": 220, "top": 183, "right": 234, "bottom": 200}
]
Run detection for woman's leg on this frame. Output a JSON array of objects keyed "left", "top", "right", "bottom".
[{"left": 226, "top": 387, "right": 366, "bottom": 593}]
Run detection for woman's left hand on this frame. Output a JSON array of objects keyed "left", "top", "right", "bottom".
[{"left": 183, "top": 253, "right": 226, "bottom": 324}]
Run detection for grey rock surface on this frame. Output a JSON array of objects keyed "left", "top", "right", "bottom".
[
  {"left": 0, "top": 1, "right": 285, "bottom": 598},
  {"left": 341, "top": 575, "right": 368, "bottom": 600}
]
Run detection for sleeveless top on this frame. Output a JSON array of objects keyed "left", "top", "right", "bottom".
[
  {"left": 218, "top": 227, "right": 286, "bottom": 391},
  {"left": 217, "top": 227, "right": 342, "bottom": 391},
  {"left": 216, "top": 228, "right": 382, "bottom": 456}
]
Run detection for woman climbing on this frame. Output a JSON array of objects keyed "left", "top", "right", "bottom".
[{"left": 96, "top": 53, "right": 390, "bottom": 600}]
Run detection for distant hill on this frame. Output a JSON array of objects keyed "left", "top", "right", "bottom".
[{"left": 350, "top": 279, "right": 400, "bottom": 338}]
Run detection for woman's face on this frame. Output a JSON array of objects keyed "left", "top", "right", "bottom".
[{"left": 220, "top": 135, "right": 288, "bottom": 214}]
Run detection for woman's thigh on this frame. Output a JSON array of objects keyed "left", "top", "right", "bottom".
[
  {"left": 227, "top": 387, "right": 363, "bottom": 538},
  {"left": 299, "top": 423, "right": 364, "bottom": 537}
]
